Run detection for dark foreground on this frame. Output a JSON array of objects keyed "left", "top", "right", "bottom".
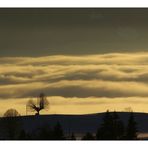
[{"left": 0, "top": 111, "right": 147, "bottom": 140}]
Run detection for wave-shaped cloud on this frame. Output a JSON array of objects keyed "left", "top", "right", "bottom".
[
  {"left": 1, "top": 52, "right": 148, "bottom": 65},
  {"left": 1, "top": 52, "right": 148, "bottom": 114},
  {"left": 1, "top": 52, "right": 148, "bottom": 99}
]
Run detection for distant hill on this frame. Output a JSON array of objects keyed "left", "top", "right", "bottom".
[
  {"left": 19, "top": 112, "right": 148, "bottom": 135},
  {"left": 1, "top": 112, "right": 148, "bottom": 139}
]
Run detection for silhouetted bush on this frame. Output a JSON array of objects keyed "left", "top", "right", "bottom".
[{"left": 3, "top": 109, "right": 20, "bottom": 117}]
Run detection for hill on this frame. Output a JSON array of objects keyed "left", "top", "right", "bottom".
[
  {"left": 1, "top": 112, "right": 148, "bottom": 139},
  {"left": 20, "top": 112, "right": 148, "bottom": 138}
]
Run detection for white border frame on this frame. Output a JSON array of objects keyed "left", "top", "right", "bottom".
[
  {"left": 0, "top": 1, "right": 148, "bottom": 148},
  {"left": 0, "top": 0, "right": 148, "bottom": 7}
]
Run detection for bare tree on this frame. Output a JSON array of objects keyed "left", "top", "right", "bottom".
[{"left": 26, "top": 93, "right": 49, "bottom": 115}]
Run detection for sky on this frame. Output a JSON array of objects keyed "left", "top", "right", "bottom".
[{"left": 1, "top": 8, "right": 148, "bottom": 116}]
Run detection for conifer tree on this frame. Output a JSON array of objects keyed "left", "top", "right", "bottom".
[
  {"left": 96, "top": 110, "right": 114, "bottom": 140},
  {"left": 96, "top": 110, "right": 125, "bottom": 140},
  {"left": 112, "top": 111, "right": 124, "bottom": 139},
  {"left": 125, "top": 112, "right": 138, "bottom": 140}
]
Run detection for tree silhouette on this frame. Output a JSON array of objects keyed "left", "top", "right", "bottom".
[
  {"left": 125, "top": 112, "right": 138, "bottom": 140},
  {"left": 112, "top": 111, "right": 125, "bottom": 140},
  {"left": 27, "top": 93, "right": 49, "bottom": 115},
  {"left": 96, "top": 110, "right": 125, "bottom": 140},
  {"left": 4, "top": 108, "right": 20, "bottom": 117},
  {"left": 96, "top": 110, "right": 114, "bottom": 140},
  {"left": 1, "top": 109, "right": 22, "bottom": 139}
]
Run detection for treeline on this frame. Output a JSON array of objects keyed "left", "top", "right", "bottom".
[
  {"left": 0, "top": 116, "right": 65, "bottom": 140},
  {"left": 0, "top": 110, "right": 138, "bottom": 140},
  {"left": 81, "top": 110, "right": 138, "bottom": 140},
  {"left": 96, "top": 110, "right": 137, "bottom": 140}
]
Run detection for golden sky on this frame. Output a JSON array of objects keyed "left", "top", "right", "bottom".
[
  {"left": 1, "top": 52, "right": 148, "bottom": 116},
  {"left": 1, "top": 9, "right": 148, "bottom": 116}
]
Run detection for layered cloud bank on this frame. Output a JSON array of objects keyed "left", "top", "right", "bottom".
[{"left": 0, "top": 52, "right": 148, "bottom": 115}]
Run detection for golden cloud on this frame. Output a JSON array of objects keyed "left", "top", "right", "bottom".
[{"left": 0, "top": 52, "right": 148, "bottom": 114}]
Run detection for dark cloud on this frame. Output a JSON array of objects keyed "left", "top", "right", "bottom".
[{"left": 0, "top": 8, "right": 148, "bottom": 56}]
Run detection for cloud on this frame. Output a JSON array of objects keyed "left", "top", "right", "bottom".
[
  {"left": 1, "top": 52, "right": 148, "bottom": 66},
  {"left": 1, "top": 79, "right": 148, "bottom": 98},
  {"left": 1, "top": 52, "right": 148, "bottom": 99}
]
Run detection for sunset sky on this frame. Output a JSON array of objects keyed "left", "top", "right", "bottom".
[{"left": 1, "top": 8, "right": 148, "bottom": 116}]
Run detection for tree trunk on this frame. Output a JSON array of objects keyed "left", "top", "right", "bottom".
[{"left": 35, "top": 111, "right": 40, "bottom": 115}]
